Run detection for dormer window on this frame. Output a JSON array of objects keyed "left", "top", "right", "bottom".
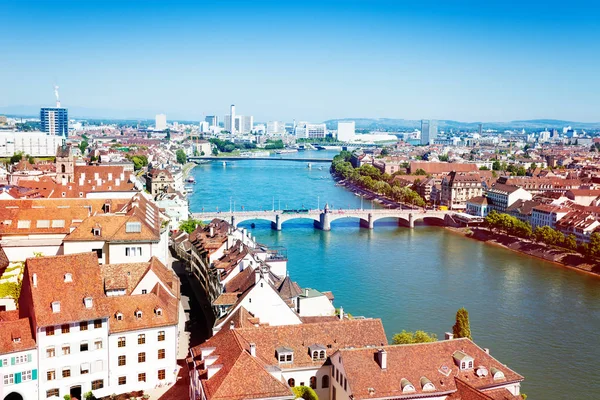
[
  {"left": 115, "top": 312, "right": 123, "bottom": 321},
  {"left": 400, "top": 378, "right": 416, "bottom": 393},
  {"left": 476, "top": 366, "right": 489, "bottom": 377},
  {"left": 93, "top": 225, "right": 102, "bottom": 236},
  {"left": 84, "top": 297, "right": 93, "bottom": 309},
  {"left": 308, "top": 344, "right": 327, "bottom": 361},
  {"left": 155, "top": 307, "right": 163, "bottom": 316},
  {"left": 490, "top": 367, "right": 505, "bottom": 380},
  {"left": 52, "top": 301, "right": 61, "bottom": 313},
  {"left": 126, "top": 222, "right": 142, "bottom": 233},
  {"left": 452, "top": 351, "right": 475, "bottom": 370},
  {"left": 135, "top": 310, "right": 143, "bottom": 319},
  {"left": 276, "top": 347, "right": 294, "bottom": 364},
  {"left": 64, "top": 273, "right": 72, "bottom": 283},
  {"left": 420, "top": 377, "right": 436, "bottom": 392}
]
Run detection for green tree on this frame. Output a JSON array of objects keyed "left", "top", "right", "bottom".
[
  {"left": 28, "top": 155, "right": 35, "bottom": 164},
  {"left": 78, "top": 140, "right": 89, "bottom": 154},
  {"left": 588, "top": 232, "right": 600, "bottom": 258},
  {"left": 479, "top": 166, "right": 490, "bottom": 170},
  {"left": 392, "top": 330, "right": 437, "bottom": 344},
  {"left": 492, "top": 160, "right": 501, "bottom": 171},
  {"left": 516, "top": 166, "right": 527, "bottom": 176},
  {"left": 565, "top": 234, "right": 578, "bottom": 251},
  {"left": 292, "top": 386, "right": 319, "bottom": 400},
  {"left": 176, "top": 149, "right": 187, "bottom": 164},
  {"left": 179, "top": 219, "right": 204, "bottom": 234},
  {"left": 438, "top": 154, "right": 449, "bottom": 162},
  {"left": 165, "top": 128, "right": 171, "bottom": 141},
  {"left": 10, "top": 152, "right": 23, "bottom": 164},
  {"left": 452, "top": 307, "right": 472, "bottom": 340},
  {"left": 414, "top": 168, "right": 427, "bottom": 175},
  {"left": 212, "top": 147, "right": 219, "bottom": 156}
]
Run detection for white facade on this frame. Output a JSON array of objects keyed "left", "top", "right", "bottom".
[
  {"left": 337, "top": 121, "right": 355, "bottom": 142},
  {"left": 0, "top": 348, "right": 38, "bottom": 400},
  {"left": 155, "top": 114, "right": 167, "bottom": 131},
  {"left": 297, "top": 290, "right": 335, "bottom": 317},
  {"left": 267, "top": 121, "right": 286, "bottom": 135},
  {"left": 295, "top": 123, "right": 327, "bottom": 139},
  {"left": 0, "top": 132, "right": 64, "bottom": 157}
]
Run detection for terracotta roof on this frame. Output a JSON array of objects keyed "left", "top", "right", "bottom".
[
  {"left": 224, "top": 266, "right": 255, "bottom": 294},
  {"left": 64, "top": 214, "right": 158, "bottom": 242},
  {"left": 213, "top": 292, "right": 241, "bottom": 306},
  {"left": 411, "top": 162, "right": 478, "bottom": 175},
  {"left": 337, "top": 339, "right": 523, "bottom": 400},
  {"left": 24, "top": 253, "right": 108, "bottom": 327},
  {"left": 467, "top": 196, "right": 488, "bottom": 205},
  {"left": 277, "top": 276, "right": 302, "bottom": 299},
  {"left": 0, "top": 315, "right": 36, "bottom": 354},
  {"left": 0, "top": 246, "right": 9, "bottom": 270}
]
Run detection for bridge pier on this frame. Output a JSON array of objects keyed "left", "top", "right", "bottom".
[
  {"left": 409, "top": 213, "right": 414, "bottom": 229},
  {"left": 271, "top": 214, "right": 282, "bottom": 231},
  {"left": 319, "top": 212, "right": 331, "bottom": 231},
  {"left": 359, "top": 213, "right": 374, "bottom": 229},
  {"left": 231, "top": 215, "right": 236, "bottom": 227}
]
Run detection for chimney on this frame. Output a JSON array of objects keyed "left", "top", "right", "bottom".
[
  {"left": 61, "top": 176, "right": 67, "bottom": 185},
  {"left": 210, "top": 226, "right": 214, "bottom": 237},
  {"left": 305, "top": 288, "right": 309, "bottom": 296},
  {"left": 32, "top": 273, "right": 38, "bottom": 287},
  {"left": 339, "top": 306, "right": 344, "bottom": 320},
  {"left": 249, "top": 343, "right": 256, "bottom": 357},
  {"left": 484, "top": 348, "right": 490, "bottom": 354},
  {"left": 377, "top": 349, "right": 387, "bottom": 370},
  {"left": 229, "top": 321, "right": 235, "bottom": 330},
  {"left": 445, "top": 332, "right": 454, "bottom": 340}
]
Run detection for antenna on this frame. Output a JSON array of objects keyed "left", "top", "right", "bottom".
[{"left": 54, "top": 85, "right": 61, "bottom": 107}]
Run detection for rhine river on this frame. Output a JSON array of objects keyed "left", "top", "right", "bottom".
[{"left": 188, "top": 151, "right": 600, "bottom": 399}]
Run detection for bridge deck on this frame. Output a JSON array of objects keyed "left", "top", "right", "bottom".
[{"left": 188, "top": 156, "right": 332, "bottom": 163}]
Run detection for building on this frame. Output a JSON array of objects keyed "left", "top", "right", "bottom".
[
  {"left": 337, "top": 121, "right": 355, "bottom": 142},
  {"left": 409, "top": 162, "right": 478, "bottom": 176},
  {"left": 230, "top": 105, "right": 236, "bottom": 135},
  {"left": 205, "top": 116, "right": 218, "bottom": 127},
  {"left": 420, "top": 119, "right": 437, "bottom": 145},
  {"left": 466, "top": 196, "right": 488, "bottom": 217},
  {"left": 18, "top": 252, "right": 179, "bottom": 399},
  {"left": 530, "top": 204, "right": 570, "bottom": 229},
  {"left": 40, "top": 108, "right": 68, "bottom": 137},
  {"left": 155, "top": 114, "right": 167, "bottom": 131},
  {"left": 294, "top": 123, "right": 327, "bottom": 139},
  {"left": 0, "top": 132, "right": 64, "bottom": 157},
  {"left": 267, "top": 121, "right": 286, "bottom": 136},
  {"left": 441, "top": 172, "right": 483, "bottom": 210},
  {"left": 146, "top": 169, "right": 175, "bottom": 197},
  {"left": 486, "top": 184, "right": 533, "bottom": 214}
]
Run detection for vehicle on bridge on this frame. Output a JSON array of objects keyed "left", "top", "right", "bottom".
[{"left": 282, "top": 208, "right": 310, "bottom": 214}]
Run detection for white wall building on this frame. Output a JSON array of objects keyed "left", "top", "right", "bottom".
[
  {"left": 0, "top": 132, "right": 64, "bottom": 157},
  {"left": 155, "top": 114, "right": 167, "bottom": 131},
  {"left": 0, "top": 318, "right": 38, "bottom": 400},
  {"left": 267, "top": 121, "right": 286, "bottom": 135},
  {"left": 295, "top": 123, "right": 327, "bottom": 139},
  {"left": 337, "top": 121, "right": 355, "bottom": 142}
]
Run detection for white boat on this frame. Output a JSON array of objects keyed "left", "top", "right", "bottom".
[{"left": 275, "top": 149, "right": 298, "bottom": 154}]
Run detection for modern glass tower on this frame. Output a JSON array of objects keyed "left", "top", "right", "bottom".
[
  {"left": 40, "top": 107, "right": 68, "bottom": 136},
  {"left": 420, "top": 119, "right": 438, "bottom": 145}
]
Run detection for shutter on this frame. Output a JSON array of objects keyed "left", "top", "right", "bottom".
[
  {"left": 32, "top": 369, "right": 38, "bottom": 380},
  {"left": 15, "top": 372, "right": 21, "bottom": 384},
  {"left": 27, "top": 353, "right": 32, "bottom": 362},
  {"left": 11, "top": 357, "right": 15, "bottom": 365}
]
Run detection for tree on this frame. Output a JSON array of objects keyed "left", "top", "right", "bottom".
[
  {"left": 292, "top": 386, "right": 319, "bottom": 400},
  {"left": 179, "top": 219, "right": 204, "bottom": 234},
  {"left": 176, "top": 149, "right": 187, "bottom": 164},
  {"left": 212, "top": 147, "right": 219, "bottom": 156},
  {"left": 565, "top": 234, "right": 578, "bottom": 251},
  {"left": 78, "top": 140, "right": 89, "bottom": 154},
  {"left": 479, "top": 166, "right": 490, "bottom": 170},
  {"left": 10, "top": 152, "right": 23, "bottom": 164},
  {"left": 414, "top": 168, "right": 427, "bottom": 175},
  {"left": 588, "top": 232, "right": 600, "bottom": 258},
  {"left": 492, "top": 160, "right": 501, "bottom": 171},
  {"left": 452, "top": 307, "right": 472, "bottom": 340},
  {"left": 392, "top": 330, "right": 437, "bottom": 344},
  {"left": 28, "top": 155, "right": 35, "bottom": 164},
  {"left": 165, "top": 128, "right": 171, "bottom": 141}
]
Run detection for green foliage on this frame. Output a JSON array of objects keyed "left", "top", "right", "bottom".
[
  {"left": 176, "top": 149, "right": 187, "bottom": 164},
  {"left": 292, "top": 386, "right": 319, "bottom": 400},
  {"left": 165, "top": 128, "right": 171, "bottom": 141},
  {"left": 492, "top": 160, "right": 501, "bottom": 171},
  {"left": 414, "top": 168, "right": 427, "bottom": 175},
  {"left": 533, "top": 225, "right": 564, "bottom": 246},
  {"left": 90, "top": 155, "right": 98, "bottom": 162},
  {"left": 485, "top": 210, "right": 532, "bottom": 239},
  {"left": 587, "top": 232, "right": 600, "bottom": 258},
  {"left": 479, "top": 166, "right": 490, "bottom": 170},
  {"left": 265, "top": 139, "right": 284, "bottom": 150},
  {"left": 10, "top": 152, "right": 23, "bottom": 164},
  {"left": 64, "top": 395, "right": 71, "bottom": 400},
  {"left": 78, "top": 140, "right": 89, "bottom": 154},
  {"left": 179, "top": 219, "right": 204, "bottom": 234},
  {"left": 28, "top": 155, "right": 35, "bottom": 164},
  {"left": 392, "top": 330, "right": 437, "bottom": 344},
  {"left": 453, "top": 307, "right": 472, "bottom": 340},
  {"left": 212, "top": 147, "right": 219, "bottom": 156},
  {"left": 521, "top": 394, "right": 527, "bottom": 400},
  {"left": 380, "top": 148, "right": 390, "bottom": 156},
  {"left": 565, "top": 234, "right": 578, "bottom": 251},
  {"left": 438, "top": 154, "right": 449, "bottom": 162},
  {"left": 83, "top": 391, "right": 95, "bottom": 400},
  {"left": 126, "top": 154, "right": 148, "bottom": 171}
]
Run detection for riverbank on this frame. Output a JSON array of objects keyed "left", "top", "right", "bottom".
[
  {"left": 333, "top": 173, "right": 419, "bottom": 210},
  {"left": 182, "top": 162, "right": 196, "bottom": 178},
  {"left": 447, "top": 226, "right": 600, "bottom": 277}
]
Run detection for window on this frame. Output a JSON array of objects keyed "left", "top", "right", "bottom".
[
  {"left": 13, "top": 355, "right": 26, "bottom": 364},
  {"left": 80, "top": 321, "right": 88, "bottom": 331},
  {"left": 310, "top": 376, "right": 317, "bottom": 389},
  {"left": 158, "top": 331, "right": 165, "bottom": 341},
  {"left": 126, "top": 222, "right": 142, "bottom": 233},
  {"left": 92, "top": 380, "right": 104, "bottom": 390},
  {"left": 93, "top": 248, "right": 102, "bottom": 259},
  {"left": 138, "top": 372, "right": 146, "bottom": 382},
  {"left": 125, "top": 246, "right": 143, "bottom": 257},
  {"left": 94, "top": 319, "right": 102, "bottom": 329},
  {"left": 21, "top": 370, "right": 32, "bottom": 382},
  {"left": 118, "top": 376, "right": 126, "bottom": 385},
  {"left": 116, "top": 312, "right": 123, "bottom": 321},
  {"left": 138, "top": 352, "right": 146, "bottom": 363},
  {"left": 84, "top": 297, "right": 93, "bottom": 309},
  {"left": 62, "top": 368, "right": 71, "bottom": 378},
  {"left": 47, "top": 389, "right": 59, "bottom": 398},
  {"left": 80, "top": 341, "right": 89, "bottom": 352},
  {"left": 158, "top": 369, "right": 166, "bottom": 380},
  {"left": 118, "top": 355, "right": 126, "bottom": 366},
  {"left": 468, "top": 361, "right": 473, "bottom": 369},
  {"left": 46, "top": 326, "right": 55, "bottom": 336},
  {"left": 46, "top": 347, "right": 55, "bottom": 358},
  {"left": 80, "top": 363, "right": 90, "bottom": 374},
  {"left": 47, "top": 370, "right": 56, "bottom": 381},
  {"left": 62, "top": 345, "right": 70, "bottom": 356},
  {"left": 95, "top": 340, "right": 103, "bottom": 350},
  {"left": 3, "top": 373, "right": 14, "bottom": 385},
  {"left": 322, "top": 375, "right": 329, "bottom": 388},
  {"left": 158, "top": 349, "right": 165, "bottom": 359},
  {"left": 288, "top": 378, "right": 295, "bottom": 387},
  {"left": 138, "top": 334, "right": 145, "bottom": 344},
  {"left": 61, "top": 324, "right": 70, "bottom": 334},
  {"left": 118, "top": 337, "right": 126, "bottom": 348}
]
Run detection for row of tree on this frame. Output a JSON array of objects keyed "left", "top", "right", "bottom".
[
  {"left": 331, "top": 152, "right": 426, "bottom": 207},
  {"left": 209, "top": 138, "right": 257, "bottom": 154},
  {"left": 484, "top": 210, "right": 600, "bottom": 258},
  {"left": 391, "top": 307, "right": 472, "bottom": 344}
]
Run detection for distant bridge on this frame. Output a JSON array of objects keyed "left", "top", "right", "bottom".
[
  {"left": 191, "top": 208, "right": 453, "bottom": 231},
  {"left": 188, "top": 156, "right": 333, "bottom": 163}
]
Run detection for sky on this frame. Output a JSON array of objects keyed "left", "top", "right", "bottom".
[{"left": 1, "top": 0, "right": 600, "bottom": 122}]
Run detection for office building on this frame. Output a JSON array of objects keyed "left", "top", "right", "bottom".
[
  {"left": 40, "top": 108, "right": 68, "bottom": 137},
  {"left": 266, "top": 121, "right": 286, "bottom": 135},
  {"left": 155, "top": 114, "right": 167, "bottom": 131},
  {"left": 294, "top": 122, "right": 327, "bottom": 139},
  {"left": 205, "top": 115, "right": 218, "bottom": 127},
  {"left": 240, "top": 115, "right": 253, "bottom": 134},
  {"left": 0, "top": 131, "right": 64, "bottom": 157},
  {"left": 230, "top": 104, "right": 236, "bottom": 134},
  {"left": 420, "top": 119, "right": 438, "bottom": 145},
  {"left": 337, "top": 121, "right": 355, "bottom": 142}
]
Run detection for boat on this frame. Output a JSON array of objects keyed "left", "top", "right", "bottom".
[
  {"left": 186, "top": 176, "right": 196, "bottom": 183},
  {"left": 307, "top": 163, "right": 312, "bottom": 169},
  {"left": 274, "top": 149, "right": 298, "bottom": 154},
  {"left": 222, "top": 161, "right": 227, "bottom": 166}
]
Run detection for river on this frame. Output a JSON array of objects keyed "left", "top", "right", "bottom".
[{"left": 188, "top": 150, "right": 600, "bottom": 399}]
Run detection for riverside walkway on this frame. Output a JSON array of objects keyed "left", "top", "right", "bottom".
[{"left": 191, "top": 207, "right": 453, "bottom": 231}]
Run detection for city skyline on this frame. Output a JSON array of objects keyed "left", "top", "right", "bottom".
[{"left": 2, "top": 1, "right": 600, "bottom": 122}]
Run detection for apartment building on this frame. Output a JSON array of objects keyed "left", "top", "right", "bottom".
[
  {"left": 441, "top": 172, "right": 483, "bottom": 210},
  {"left": 0, "top": 313, "right": 38, "bottom": 400},
  {"left": 485, "top": 183, "right": 532, "bottom": 214}
]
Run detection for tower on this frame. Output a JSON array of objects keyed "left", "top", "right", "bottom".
[
  {"left": 41, "top": 85, "right": 68, "bottom": 136},
  {"left": 230, "top": 104, "right": 236, "bottom": 134},
  {"left": 56, "top": 135, "right": 74, "bottom": 183}
]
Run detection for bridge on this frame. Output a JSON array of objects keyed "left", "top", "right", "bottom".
[
  {"left": 188, "top": 156, "right": 333, "bottom": 163},
  {"left": 191, "top": 207, "right": 453, "bottom": 231}
]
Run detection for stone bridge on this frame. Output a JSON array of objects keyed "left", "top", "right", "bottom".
[{"left": 191, "top": 208, "right": 453, "bottom": 231}]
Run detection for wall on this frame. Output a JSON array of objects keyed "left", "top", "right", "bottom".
[
  {"left": 298, "top": 296, "right": 335, "bottom": 317},
  {"left": 239, "top": 279, "right": 301, "bottom": 326},
  {"left": 281, "top": 365, "right": 331, "bottom": 400},
  {"left": 0, "top": 349, "right": 38, "bottom": 400},
  {"left": 63, "top": 241, "right": 107, "bottom": 264},
  {"left": 107, "top": 242, "right": 154, "bottom": 264}
]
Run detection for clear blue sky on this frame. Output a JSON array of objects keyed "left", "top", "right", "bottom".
[{"left": 1, "top": 0, "right": 599, "bottom": 122}]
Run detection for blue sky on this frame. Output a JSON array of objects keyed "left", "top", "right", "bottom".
[{"left": 1, "top": 0, "right": 599, "bottom": 122}]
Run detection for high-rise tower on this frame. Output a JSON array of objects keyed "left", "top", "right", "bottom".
[
  {"left": 230, "top": 104, "right": 236, "bottom": 134},
  {"left": 40, "top": 85, "right": 68, "bottom": 136}
]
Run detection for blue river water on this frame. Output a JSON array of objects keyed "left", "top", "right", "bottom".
[{"left": 188, "top": 151, "right": 600, "bottom": 399}]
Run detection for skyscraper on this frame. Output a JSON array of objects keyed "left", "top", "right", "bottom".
[
  {"left": 155, "top": 114, "right": 167, "bottom": 131},
  {"left": 230, "top": 104, "right": 236, "bottom": 134},
  {"left": 40, "top": 86, "right": 68, "bottom": 136},
  {"left": 420, "top": 119, "right": 438, "bottom": 145},
  {"left": 205, "top": 115, "right": 218, "bottom": 127}
]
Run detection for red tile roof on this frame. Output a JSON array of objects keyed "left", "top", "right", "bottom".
[{"left": 0, "top": 315, "right": 36, "bottom": 354}]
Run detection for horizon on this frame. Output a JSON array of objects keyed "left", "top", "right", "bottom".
[{"left": 2, "top": 1, "right": 600, "bottom": 122}]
